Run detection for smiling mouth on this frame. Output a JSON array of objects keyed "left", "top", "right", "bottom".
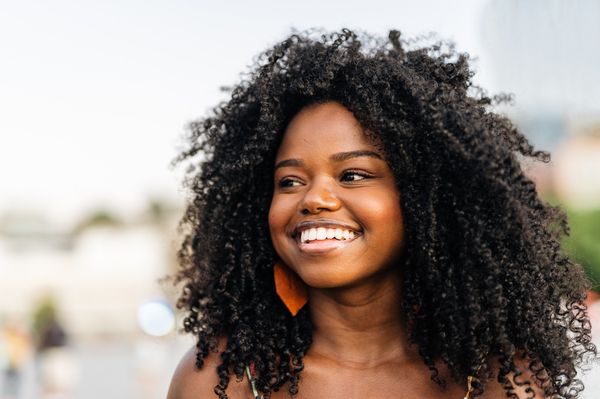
[
  {"left": 294, "top": 234, "right": 361, "bottom": 255},
  {"left": 296, "top": 227, "right": 359, "bottom": 243}
]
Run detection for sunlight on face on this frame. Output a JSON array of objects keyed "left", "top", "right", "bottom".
[{"left": 268, "top": 101, "right": 405, "bottom": 289}]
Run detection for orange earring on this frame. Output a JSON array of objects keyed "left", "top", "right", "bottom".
[{"left": 274, "top": 262, "right": 308, "bottom": 316}]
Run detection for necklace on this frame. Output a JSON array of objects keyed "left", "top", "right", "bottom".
[
  {"left": 464, "top": 374, "right": 476, "bottom": 399},
  {"left": 245, "top": 364, "right": 261, "bottom": 399}
]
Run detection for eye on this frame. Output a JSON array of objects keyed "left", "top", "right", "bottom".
[
  {"left": 341, "top": 170, "right": 373, "bottom": 182},
  {"left": 278, "top": 177, "right": 303, "bottom": 188}
]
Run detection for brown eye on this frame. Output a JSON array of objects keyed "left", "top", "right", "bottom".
[
  {"left": 341, "top": 170, "right": 372, "bottom": 182},
  {"left": 278, "top": 178, "right": 302, "bottom": 188}
]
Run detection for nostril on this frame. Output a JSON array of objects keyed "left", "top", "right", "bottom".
[{"left": 301, "top": 206, "right": 333, "bottom": 215}]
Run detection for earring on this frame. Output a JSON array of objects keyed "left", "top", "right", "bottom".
[{"left": 274, "top": 262, "right": 308, "bottom": 316}]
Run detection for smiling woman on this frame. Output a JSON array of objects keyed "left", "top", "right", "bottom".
[
  {"left": 269, "top": 102, "right": 405, "bottom": 290},
  {"left": 168, "top": 29, "right": 596, "bottom": 399}
]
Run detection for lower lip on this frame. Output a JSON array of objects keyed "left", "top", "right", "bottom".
[{"left": 296, "top": 236, "right": 359, "bottom": 255}]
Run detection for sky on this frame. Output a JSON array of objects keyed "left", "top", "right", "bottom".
[
  {"left": 1, "top": 0, "right": 597, "bottom": 229},
  {"left": 0, "top": 0, "right": 490, "bottom": 228}
]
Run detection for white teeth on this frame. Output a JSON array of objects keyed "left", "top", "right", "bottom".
[
  {"left": 299, "top": 227, "right": 358, "bottom": 243},
  {"left": 316, "top": 227, "right": 327, "bottom": 240}
]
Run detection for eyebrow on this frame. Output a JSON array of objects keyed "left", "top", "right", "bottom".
[{"left": 274, "top": 150, "right": 383, "bottom": 170}]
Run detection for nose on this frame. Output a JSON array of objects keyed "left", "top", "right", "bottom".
[{"left": 299, "top": 176, "right": 342, "bottom": 214}]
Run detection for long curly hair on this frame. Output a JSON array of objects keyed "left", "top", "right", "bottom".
[{"left": 173, "top": 28, "right": 596, "bottom": 398}]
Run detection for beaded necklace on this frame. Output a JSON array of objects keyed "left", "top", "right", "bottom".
[{"left": 245, "top": 364, "right": 261, "bottom": 399}]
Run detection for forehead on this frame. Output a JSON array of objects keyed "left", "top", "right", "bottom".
[{"left": 276, "top": 102, "right": 376, "bottom": 159}]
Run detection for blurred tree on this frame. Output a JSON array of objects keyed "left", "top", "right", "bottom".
[
  {"left": 144, "top": 197, "right": 181, "bottom": 227},
  {"left": 562, "top": 208, "right": 600, "bottom": 292},
  {"left": 31, "top": 296, "right": 68, "bottom": 351},
  {"left": 72, "top": 209, "right": 122, "bottom": 235},
  {"left": 31, "top": 296, "right": 57, "bottom": 344}
]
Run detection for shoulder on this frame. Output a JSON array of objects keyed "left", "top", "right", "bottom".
[
  {"left": 167, "top": 338, "right": 249, "bottom": 399},
  {"left": 167, "top": 345, "right": 220, "bottom": 399}
]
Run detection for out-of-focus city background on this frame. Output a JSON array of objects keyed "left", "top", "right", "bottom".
[{"left": 1, "top": 0, "right": 599, "bottom": 398}]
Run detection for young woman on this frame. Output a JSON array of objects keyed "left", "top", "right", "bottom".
[{"left": 167, "top": 28, "right": 596, "bottom": 398}]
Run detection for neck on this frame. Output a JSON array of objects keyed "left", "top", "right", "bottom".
[{"left": 307, "top": 269, "right": 418, "bottom": 368}]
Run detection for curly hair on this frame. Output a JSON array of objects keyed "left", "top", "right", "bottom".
[{"left": 173, "top": 28, "right": 596, "bottom": 398}]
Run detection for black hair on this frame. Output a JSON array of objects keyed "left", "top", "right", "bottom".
[{"left": 173, "top": 28, "right": 596, "bottom": 398}]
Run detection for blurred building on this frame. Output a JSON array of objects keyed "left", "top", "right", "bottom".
[
  {"left": 553, "top": 126, "right": 600, "bottom": 208},
  {"left": 481, "top": 0, "right": 600, "bottom": 207},
  {"left": 0, "top": 202, "right": 181, "bottom": 340},
  {"left": 481, "top": 0, "right": 600, "bottom": 117}
]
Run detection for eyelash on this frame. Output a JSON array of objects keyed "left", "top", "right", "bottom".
[
  {"left": 278, "top": 170, "right": 373, "bottom": 188},
  {"left": 341, "top": 170, "right": 372, "bottom": 182}
]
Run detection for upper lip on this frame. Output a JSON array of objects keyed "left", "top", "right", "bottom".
[{"left": 291, "top": 218, "right": 363, "bottom": 239}]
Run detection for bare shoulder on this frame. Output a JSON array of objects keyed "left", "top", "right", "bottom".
[
  {"left": 167, "top": 338, "right": 249, "bottom": 399},
  {"left": 167, "top": 345, "right": 220, "bottom": 399}
]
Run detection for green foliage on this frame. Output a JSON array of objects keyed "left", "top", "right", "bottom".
[
  {"left": 31, "top": 296, "right": 57, "bottom": 339},
  {"left": 562, "top": 207, "right": 600, "bottom": 292},
  {"left": 72, "top": 209, "right": 122, "bottom": 235}
]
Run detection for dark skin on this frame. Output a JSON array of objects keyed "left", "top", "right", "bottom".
[{"left": 168, "top": 102, "right": 547, "bottom": 398}]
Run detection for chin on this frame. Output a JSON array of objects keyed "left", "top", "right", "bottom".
[{"left": 298, "top": 270, "right": 367, "bottom": 290}]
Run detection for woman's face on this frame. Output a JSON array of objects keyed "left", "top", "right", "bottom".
[{"left": 268, "top": 101, "right": 405, "bottom": 289}]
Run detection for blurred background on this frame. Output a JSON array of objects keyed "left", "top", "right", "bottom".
[{"left": 1, "top": 0, "right": 599, "bottom": 398}]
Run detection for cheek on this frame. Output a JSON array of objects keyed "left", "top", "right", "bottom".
[
  {"left": 354, "top": 191, "right": 405, "bottom": 250},
  {"left": 357, "top": 191, "right": 403, "bottom": 226},
  {"left": 268, "top": 197, "right": 289, "bottom": 242},
  {"left": 268, "top": 197, "right": 299, "bottom": 264},
  {"left": 383, "top": 198, "right": 405, "bottom": 239},
  {"left": 267, "top": 202, "right": 280, "bottom": 237}
]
